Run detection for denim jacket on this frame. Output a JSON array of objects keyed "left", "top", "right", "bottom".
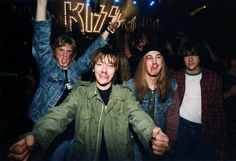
[
  {"left": 124, "top": 79, "right": 179, "bottom": 141},
  {"left": 28, "top": 18, "right": 107, "bottom": 122}
]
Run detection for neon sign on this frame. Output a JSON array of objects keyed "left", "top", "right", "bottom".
[{"left": 64, "top": 1, "right": 122, "bottom": 33}]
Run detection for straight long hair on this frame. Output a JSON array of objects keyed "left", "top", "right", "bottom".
[{"left": 134, "top": 54, "right": 171, "bottom": 102}]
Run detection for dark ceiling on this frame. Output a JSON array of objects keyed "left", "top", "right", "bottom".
[{"left": 0, "top": 0, "right": 236, "bottom": 72}]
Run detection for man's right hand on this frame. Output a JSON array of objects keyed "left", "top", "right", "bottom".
[{"left": 8, "top": 134, "right": 35, "bottom": 161}]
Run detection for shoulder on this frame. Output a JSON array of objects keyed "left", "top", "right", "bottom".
[
  {"left": 203, "top": 69, "right": 221, "bottom": 80},
  {"left": 74, "top": 80, "right": 91, "bottom": 89},
  {"left": 111, "top": 84, "right": 135, "bottom": 98},
  {"left": 123, "top": 79, "right": 135, "bottom": 92},
  {"left": 172, "top": 70, "right": 185, "bottom": 80},
  {"left": 114, "top": 83, "right": 132, "bottom": 92},
  {"left": 202, "top": 69, "right": 222, "bottom": 87}
]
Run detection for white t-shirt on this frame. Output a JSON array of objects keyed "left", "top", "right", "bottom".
[{"left": 180, "top": 73, "right": 202, "bottom": 123}]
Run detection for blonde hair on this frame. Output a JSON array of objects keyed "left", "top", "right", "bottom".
[
  {"left": 52, "top": 35, "right": 77, "bottom": 58},
  {"left": 134, "top": 53, "right": 171, "bottom": 102}
]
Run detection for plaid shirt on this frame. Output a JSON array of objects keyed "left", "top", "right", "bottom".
[{"left": 173, "top": 69, "right": 226, "bottom": 150}]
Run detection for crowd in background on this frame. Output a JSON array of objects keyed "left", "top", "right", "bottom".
[{"left": 1, "top": 1, "right": 236, "bottom": 161}]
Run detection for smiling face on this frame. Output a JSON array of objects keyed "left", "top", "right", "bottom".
[
  {"left": 144, "top": 50, "right": 163, "bottom": 77},
  {"left": 93, "top": 54, "right": 117, "bottom": 90},
  {"left": 55, "top": 44, "right": 74, "bottom": 69}
]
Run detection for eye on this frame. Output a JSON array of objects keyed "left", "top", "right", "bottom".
[
  {"left": 96, "top": 62, "right": 102, "bottom": 66},
  {"left": 145, "top": 55, "right": 152, "bottom": 60},
  {"left": 66, "top": 50, "right": 73, "bottom": 54},
  {"left": 58, "top": 48, "right": 64, "bottom": 52}
]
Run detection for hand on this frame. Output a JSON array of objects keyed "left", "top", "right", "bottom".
[
  {"left": 107, "top": 9, "right": 124, "bottom": 33},
  {"left": 8, "top": 134, "right": 35, "bottom": 161},
  {"left": 151, "top": 127, "right": 169, "bottom": 155}
]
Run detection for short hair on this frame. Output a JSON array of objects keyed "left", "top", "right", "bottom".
[
  {"left": 181, "top": 38, "right": 205, "bottom": 58},
  {"left": 52, "top": 35, "right": 77, "bottom": 57},
  {"left": 91, "top": 47, "right": 118, "bottom": 70},
  {"left": 91, "top": 47, "right": 119, "bottom": 82}
]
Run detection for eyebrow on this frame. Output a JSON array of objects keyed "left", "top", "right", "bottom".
[{"left": 146, "top": 53, "right": 161, "bottom": 56}]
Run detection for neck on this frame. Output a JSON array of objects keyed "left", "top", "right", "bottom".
[
  {"left": 96, "top": 83, "right": 112, "bottom": 90},
  {"left": 185, "top": 68, "right": 202, "bottom": 75},
  {"left": 145, "top": 75, "right": 158, "bottom": 90}
]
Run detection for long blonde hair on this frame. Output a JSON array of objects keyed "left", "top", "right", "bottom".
[{"left": 134, "top": 53, "right": 171, "bottom": 102}]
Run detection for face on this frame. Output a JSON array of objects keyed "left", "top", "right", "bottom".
[
  {"left": 55, "top": 44, "right": 74, "bottom": 69},
  {"left": 94, "top": 56, "right": 116, "bottom": 90},
  {"left": 184, "top": 55, "right": 200, "bottom": 73},
  {"left": 137, "top": 34, "right": 148, "bottom": 51},
  {"left": 144, "top": 51, "right": 163, "bottom": 77}
]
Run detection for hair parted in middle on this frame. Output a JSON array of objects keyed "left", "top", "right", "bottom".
[{"left": 134, "top": 44, "right": 172, "bottom": 102}]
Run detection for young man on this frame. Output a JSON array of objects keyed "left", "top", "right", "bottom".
[
  {"left": 28, "top": 0, "right": 122, "bottom": 123},
  {"left": 125, "top": 44, "right": 179, "bottom": 161},
  {"left": 8, "top": 47, "right": 169, "bottom": 161},
  {"left": 173, "top": 38, "right": 225, "bottom": 160},
  {"left": 27, "top": 0, "right": 122, "bottom": 160}
]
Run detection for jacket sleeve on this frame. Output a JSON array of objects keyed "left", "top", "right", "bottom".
[
  {"left": 31, "top": 86, "right": 80, "bottom": 150},
  {"left": 32, "top": 17, "right": 56, "bottom": 72},
  {"left": 165, "top": 91, "right": 180, "bottom": 148},
  {"left": 125, "top": 88, "right": 156, "bottom": 150},
  {"left": 76, "top": 35, "right": 107, "bottom": 74},
  {"left": 209, "top": 75, "right": 226, "bottom": 150}
]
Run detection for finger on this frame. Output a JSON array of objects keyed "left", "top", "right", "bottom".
[
  {"left": 9, "top": 138, "right": 26, "bottom": 152},
  {"left": 8, "top": 149, "right": 29, "bottom": 161},
  {"left": 115, "top": 9, "right": 120, "bottom": 17},
  {"left": 9, "top": 143, "right": 28, "bottom": 154},
  {"left": 112, "top": 9, "right": 121, "bottom": 22},
  {"left": 23, "top": 153, "right": 31, "bottom": 161},
  {"left": 117, "top": 18, "right": 124, "bottom": 28},
  {"left": 156, "top": 132, "right": 169, "bottom": 141},
  {"left": 152, "top": 127, "right": 161, "bottom": 139},
  {"left": 25, "top": 135, "right": 35, "bottom": 149},
  {"left": 152, "top": 146, "right": 166, "bottom": 156},
  {"left": 151, "top": 139, "right": 167, "bottom": 155}
]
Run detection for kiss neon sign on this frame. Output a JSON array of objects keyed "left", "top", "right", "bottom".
[{"left": 64, "top": 1, "right": 122, "bottom": 33}]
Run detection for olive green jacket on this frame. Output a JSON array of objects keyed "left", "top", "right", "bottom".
[{"left": 32, "top": 81, "right": 156, "bottom": 161}]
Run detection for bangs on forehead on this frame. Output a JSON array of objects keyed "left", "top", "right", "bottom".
[
  {"left": 183, "top": 48, "right": 199, "bottom": 56},
  {"left": 96, "top": 53, "right": 117, "bottom": 64}
]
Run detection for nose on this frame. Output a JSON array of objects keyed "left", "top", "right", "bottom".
[
  {"left": 152, "top": 57, "right": 158, "bottom": 64},
  {"left": 188, "top": 56, "right": 193, "bottom": 61},
  {"left": 62, "top": 52, "right": 68, "bottom": 57},
  {"left": 102, "top": 65, "right": 107, "bottom": 73}
]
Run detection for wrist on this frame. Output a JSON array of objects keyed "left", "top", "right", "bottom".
[
  {"left": 105, "top": 27, "right": 113, "bottom": 34},
  {"left": 106, "top": 25, "right": 115, "bottom": 34}
]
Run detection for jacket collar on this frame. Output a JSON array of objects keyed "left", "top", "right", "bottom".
[{"left": 87, "top": 82, "right": 126, "bottom": 101}]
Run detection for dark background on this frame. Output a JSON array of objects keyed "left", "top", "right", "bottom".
[{"left": 0, "top": 0, "right": 236, "bottom": 160}]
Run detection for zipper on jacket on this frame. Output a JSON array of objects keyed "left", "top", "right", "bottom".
[{"left": 95, "top": 104, "right": 104, "bottom": 160}]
